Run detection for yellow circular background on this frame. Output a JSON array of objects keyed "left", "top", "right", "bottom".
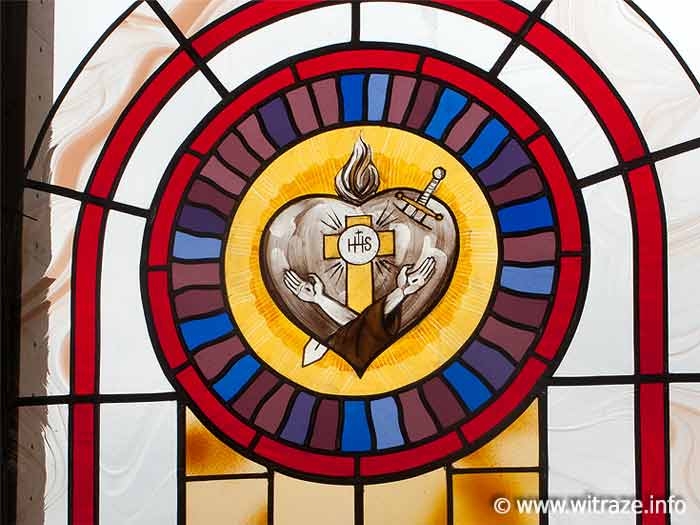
[{"left": 225, "top": 127, "right": 498, "bottom": 396}]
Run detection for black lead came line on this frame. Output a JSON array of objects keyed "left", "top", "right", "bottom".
[
  {"left": 351, "top": 0, "right": 361, "bottom": 44},
  {"left": 489, "top": 0, "right": 554, "bottom": 79},
  {"left": 624, "top": 0, "right": 700, "bottom": 97},
  {"left": 23, "top": 1, "right": 143, "bottom": 176},
  {"left": 23, "top": 179, "right": 150, "bottom": 219},
  {"left": 578, "top": 135, "right": 700, "bottom": 189},
  {"left": 14, "top": 391, "right": 182, "bottom": 407},
  {"left": 146, "top": 0, "right": 229, "bottom": 99}
]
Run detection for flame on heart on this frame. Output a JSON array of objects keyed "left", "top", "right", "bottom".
[{"left": 334, "top": 136, "right": 380, "bottom": 204}]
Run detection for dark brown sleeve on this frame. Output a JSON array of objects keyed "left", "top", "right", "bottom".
[{"left": 327, "top": 298, "right": 400, "bottom": 377}]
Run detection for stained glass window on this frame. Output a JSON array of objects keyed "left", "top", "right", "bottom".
[{"left": 5, "top": 1, "right": 700, "bottom": 524}]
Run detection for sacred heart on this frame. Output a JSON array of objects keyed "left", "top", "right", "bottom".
[{"left": 260, "top": 137, "right": 459, "bottom": 376}]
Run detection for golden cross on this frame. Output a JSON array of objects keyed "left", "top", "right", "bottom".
[{"left": 323, "top": 215, "right": 395, "bottom": 312}]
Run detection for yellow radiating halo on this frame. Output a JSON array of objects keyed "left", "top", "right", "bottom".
[{"left": 225, "top": 127, "right": 498, "bottom": 396}]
